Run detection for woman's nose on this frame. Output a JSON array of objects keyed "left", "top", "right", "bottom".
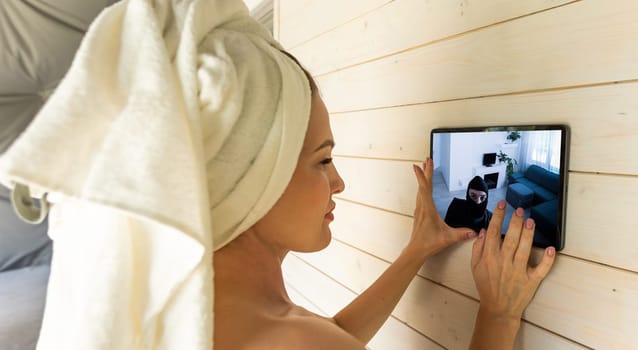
[{"left": 331, "top": 165, "right": 345, "bottom": 194}]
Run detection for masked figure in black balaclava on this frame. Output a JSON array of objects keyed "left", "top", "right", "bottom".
[{"left": 444, "top": 176, "right": 493, "bottom": 233}]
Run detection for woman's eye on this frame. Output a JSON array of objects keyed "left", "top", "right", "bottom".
[{"left": 320, "top": 158, "right": 333, "bottom": 165}]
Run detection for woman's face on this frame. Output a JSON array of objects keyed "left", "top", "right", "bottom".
[{"left": 252, "top": 93, "right": 345, "bottom": 253}]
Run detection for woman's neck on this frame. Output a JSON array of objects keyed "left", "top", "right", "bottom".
[{"left": 213, "top": 230, "right": 291, "bottom": 306}]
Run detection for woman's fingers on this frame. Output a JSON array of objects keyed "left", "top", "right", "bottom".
[
  {"left": 484, "top": 200, "right": 506, "bottom": 256},
  {"left": 412, "top": 164, "right": 426, "bottom": 188},
  {"left": 412, "top": 164, "right": 426, "bottom": 214},
  {"left": 513, "top": 218, "right": 535, "bottom": 268},
  {"left": 422, "top": 158, "right": 434, "bottom": 193},
  {"left": 414, "top": 159, "right": 435, "bottom": 201},
  {"left": 471, "top": 199, "right": 556, "bottom": 325},
  {"left": 410, "top": 159, "right": 475, "bottom": 257},
  {"left": 452, "top": 227, "right": 478, "bottom": 242},
  {"left": 471, "top": 229, "right": 486, "bottom": 268},
  {"left": 414, "top": 159, "right": 437, "bottom": 208},
  {"left": 530, "top": 247, "right": 556, "bottom": 282},
  {"left": 502, "top": 207, "right": 525, "bottom": 260}
]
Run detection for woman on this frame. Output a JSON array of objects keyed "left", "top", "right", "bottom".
[
  {"left": 0, "top": 0, "right": 556, "bottom": 348},
  {"left": 213, "top": 75, "right": 556, "bottom": 349}
]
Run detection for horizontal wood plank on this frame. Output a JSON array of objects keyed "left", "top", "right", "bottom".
[
  {"left": 291, "top": 0, "right": 574, "bottom": 76},
  {"left": 285, "top": 281, "right": 327, "bottom": 316},
  {"left": 279, "top": 0, "right": 637, "bottom": 348},
  {"left": 367, "top": 316, "right": 445, "bottom": 350},
  {"left": 283, "top": 254, "right": 444, "bottom": 350},
  {"left": 282, "top": 254, "right": 353, "bottom": 315},
  {"left": 560, "top": 173, "right": 638, "bottom": 270},
  {"left": 329, "top": 82, "right": 638, "bottom": 175},
  {"left": 314, "top": 0, "right": 638, "bottom": 112},
  {"left": 332, "top": 158, "right": 638, "bottom": 272},
  {"left": 293, "top": 241, "right": 587, "bottom": 349},
  {"left": 277, "top": 0, "right": 389, "bottom": 49},
  {"left": 327, "top": 200, "right": 638, "bottom": 348}
]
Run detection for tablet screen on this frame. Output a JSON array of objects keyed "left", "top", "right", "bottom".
[{"left": 430, "top": 125, "right": 569, "bottom": 250}]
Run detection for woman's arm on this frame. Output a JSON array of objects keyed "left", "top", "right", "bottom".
[
  {"left": 331, "top": 241, "right": 436, "bottom": 343},
  {"left": 469, "top": 202, "right": 555, "bottom": 349},
  {"left": 332, "top": 158, "right": 476, "bottom": 343}
]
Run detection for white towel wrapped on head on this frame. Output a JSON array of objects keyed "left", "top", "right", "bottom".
[{"left": 0, "top": 0, "right": 312, "bottom": 348}]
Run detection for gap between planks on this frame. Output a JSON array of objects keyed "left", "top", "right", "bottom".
[
  {"left": 327, "top": 79, "right": 638, "bottom": 115},
  {"left": 308, "top": 1, "right": 583, "bottom": 77},
  {"left": 288, "top": 249, "right": 591, "bottom": 348}
]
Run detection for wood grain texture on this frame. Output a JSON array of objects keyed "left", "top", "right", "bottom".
[
  {"left": 329, "top": 82, "right": 638, "bottom": 175},
  {"left": 290, "top": 242, "right": 587, "bottom": 349},
  {"left": 283, "top": 254, "right": 445, "bottom": 350},
  {"left": 560, "top": 173, "right": 638, "bottom": 272},
  {"left": 277, "top": 0, "right": 638, "bottom": 348},
  {"left": 290, "top": 0, "right": 575, "bottom": 76},
  {"left": 326, "top": 200, "right": 638, "bottom": 349},
  {"left": 278, "top": 0, "right": 389, "bottom": 49},
  {"left": 315, "top": 0, "right": 638, "bottom": 113},
  {"left": 285, "top": 281, "right": 327, "bottom": 316},
  {"left": 332, "top": 158, "right": 638, "bottom": 272},
  {"left": 282, "top": 254, "right": 353, "bottom": 314}
]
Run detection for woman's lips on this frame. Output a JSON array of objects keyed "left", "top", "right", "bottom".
[{"left": 325, "top": 202, "right": 335, "bottom": 220}]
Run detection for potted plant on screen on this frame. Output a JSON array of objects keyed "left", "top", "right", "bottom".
[
  {"left": 497, "top": 151, "right": 518, "bottom": 182},
  {"left": 506, "top": 131, "right": 521, "bottom": 143}
]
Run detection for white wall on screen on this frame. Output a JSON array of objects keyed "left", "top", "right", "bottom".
[{"left": 446, "top": 132, "right": 505, "bottom": 191}]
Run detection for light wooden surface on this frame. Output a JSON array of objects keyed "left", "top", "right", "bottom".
[
  {"left": 329, "top": 82, "right": 638, "bottom": 175},
  {"left": 325, "top": 201, "right": 638, "bottom": 348},
  {"left": 286, "top": 250, "right": 587, "bottom": 350},
  {"left": 332, "top": 158, "right": 638, "bottom": 272},
  {"left": 288, "top": 0, "right": 576, "bottom": 76},
  {"left": 277, "top": 0, "right": 638, "bottom": 348},
  {"left": 283, "top": 255, "right": 445, "bottom": 350},
  {"left": 278, "top": 0, "right": 390, "bottom": 50},
  {"left": 314, "top": 0, "right": 638, "bottom": 113}
]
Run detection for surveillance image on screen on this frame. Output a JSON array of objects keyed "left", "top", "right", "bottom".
[{"left": 430, "top": 126, "right": 568, "bottom": 250}]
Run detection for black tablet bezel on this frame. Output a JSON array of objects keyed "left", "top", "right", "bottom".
[{"left": 429, "top": 125, "right": 569, "bottom": 251}]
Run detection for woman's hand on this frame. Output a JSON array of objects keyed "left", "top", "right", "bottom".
[
  {"left": 410, "top": 158, "right": 476, "bottom": 259},
  {"left": 469, "top": 200, "right": 556, "bottom": 349},
  {"left": 471, "top": 201, "right": 555, "bottom": 320},
  {"left": 333, "top": 158, "right": 475, "bottom": 344}
]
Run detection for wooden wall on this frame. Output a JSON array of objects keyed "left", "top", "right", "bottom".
[{"left": 275, "top": 0, "right": 638, "bottom": 348}]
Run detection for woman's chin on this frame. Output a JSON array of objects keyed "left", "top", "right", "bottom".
[
  {"left": 318, "top": 230, "right": 332, "bottom": 250},
  {"left": 296, "top": 228, "right": 332, "bottom": 253}
]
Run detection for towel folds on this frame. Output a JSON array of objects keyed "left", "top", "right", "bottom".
[{"left": 0, "top": 0, "right": 311, "bottom": 348}]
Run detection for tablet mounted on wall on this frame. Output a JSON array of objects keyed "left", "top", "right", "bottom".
[{"left": 430, "top": 125, "right": 569, "bottom": 251}]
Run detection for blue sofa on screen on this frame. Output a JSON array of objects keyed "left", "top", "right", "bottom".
[{"left": 506, "top": 165, "right": 560, "bottom": 236}]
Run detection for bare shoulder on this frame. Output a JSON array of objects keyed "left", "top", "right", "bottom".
[
  {"left": 215, "top": 305, "right": 366, "bottom": 350},
  {"left": 265, "top": 309, "right": 366, "bottom": 350}
]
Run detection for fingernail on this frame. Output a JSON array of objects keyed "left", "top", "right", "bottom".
[
  {"left": 498, "top": 200, "right": 506, "bottom": 209},
  {"left": 526, "top": 218, "right": 534, "bottom": 229},
  {"left": 547, "top": 246, "right": 556, "bottom": 257},
  {"left": 516, "top": 208, "right": 524, "bottom": 217},
  {"left": 413, "top": 164, "right": 418, "bottom": 173},
  {"left": 478, "top": 229, "right": 486, "bottom": 238},
  {"left": 467, "top": 231, "right": 477, "bottom": 239}
]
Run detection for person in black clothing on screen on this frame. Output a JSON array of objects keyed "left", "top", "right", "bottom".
[{"left": 445, "top": 176, "right": 493, "bottom": 233}]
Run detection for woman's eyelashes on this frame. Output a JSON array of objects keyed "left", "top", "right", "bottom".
[{"left": 320, "top": 157, "right": 333, "bottom": 166}]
